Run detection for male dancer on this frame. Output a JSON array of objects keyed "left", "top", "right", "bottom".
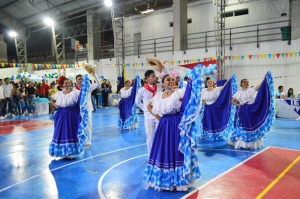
[
  {"left": 75, "top": 66, "right": 101, "bottom": 148},
  {"left": 135, "top": 57, "right": 169, "bottom": 156}
]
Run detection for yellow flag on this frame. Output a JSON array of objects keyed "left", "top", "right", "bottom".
[
  {"left": 1, "top": 63, "right": 4, "bottom": 67},
  {"left": 289, "top": 52, "right": 293, "bottom": 57},
  {"left": 272, "top": 54, "right": 276, "bottom": 58}
]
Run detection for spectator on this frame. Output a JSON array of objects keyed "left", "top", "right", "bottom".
[
  {"left": 116, "top": 80, "right": 123, "bottom": 94},
  {"left": 37, "top": 83, "right": 45, "bottom": 98},
  {"left": 101, "top": 79, "right": 109, "bottom": 108},
  {"left": 19, "top": 83, "right": 29, "bottom": 116},
  {"left": 26, "top": 82, "right": 36, "bottom": 115},
  {"left": 12, "top": 83, "right": 21, "bottom": 116},
  {"left": 175, "top": 76, "right": 181, "bottom": 88},
  {"left": 286, "top": 88, "right": 296, "bottom": 99},
  {"left": 42, "top": 79, "right": 50, "bottom": 98},
  {"left": 107, "top": 81, "right": 112, "bottom": 93},
  {"left": 91, "top": 81, "right": 100, "bottom": 109},
  {"left": 275, "top": 85, "right": 284, "bottom": 99},
  {"left": 49, "top": 84, "right": 59, "bottom": 114},
  {"left": 3, "top": 78, "right": 14, "bottom": 117}
]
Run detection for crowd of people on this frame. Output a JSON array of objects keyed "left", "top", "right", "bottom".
[
  {"left": 275, "top": 85, "right": 300, "bottom": 99},
  {"left": 0, "top": 78, "right": 52, "bottom": 119}
]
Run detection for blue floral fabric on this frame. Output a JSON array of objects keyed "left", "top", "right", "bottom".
[
  {"left": 178, "top": 64, "right": 203, "bottom": 187},
  {"left": 229, "top": 71, "right": 275, "bottom": 143},
  {"left": 199, "top": 74, "right": 238, "bottom": 141},
  {"left": 49, "top": 75, "right": 89, "bottom": 158},
  {"left": 117, "top": 75, "right": 141, "bottom": 130}
]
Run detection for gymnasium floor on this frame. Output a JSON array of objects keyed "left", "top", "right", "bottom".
[{"left": 0, "top": 108, "right": 299, "bottom": 199}]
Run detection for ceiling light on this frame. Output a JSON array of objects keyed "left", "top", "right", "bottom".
[
  {"left": 45, "top": 18, "right": 54, "bottom": 26},
  {"left": 9, "top": 31, "right": 17, "bottom": 37},
  {"left": 104, "top": 0, "right": 112, "bottom": 7},
  {"left": 141, "top": 9, "right": 154, "bottom": 14}
]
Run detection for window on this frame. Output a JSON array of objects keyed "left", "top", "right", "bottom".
[
  {"left": 221, "top": 8, "right": 248, "bottom": 18},
  {"left": 169, "top": 18, "right": 192, "bottom": 27},
  {"left": 235, "top": 9, "right": 249, "bottom": 16}
]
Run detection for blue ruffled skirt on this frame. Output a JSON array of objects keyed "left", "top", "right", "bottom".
[
  {"left": 144, "top": 113, "right": 190, "bottom": 191},
  {"left": 118, "top": 75, "right": 140, "bottom": 130},
  {"left": 49, "top": 105, "right": 82, "bottom": 158},
  {"left": 229, "top": 72, "right": 275, "bottom": 149},
  {"left": 200, "top": 75, "right": 237, "bottom": 141}
]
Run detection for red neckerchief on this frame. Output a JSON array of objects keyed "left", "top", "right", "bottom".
[
  {"left": 75, "top": 85, "right": 81, "bottom": 90},
  {"left": 144, "top": 83, "right": 157, "bottom": 97}
]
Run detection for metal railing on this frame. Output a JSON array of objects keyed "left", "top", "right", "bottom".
[
  {"left": 98, "top": 36, "right": 174, "bottom": 60},
  {"left": 183, "top": 20, "right": 291, "bottom": 53},
  {"left": 7, "top": 20, "right": 291, "bottom": 64}
]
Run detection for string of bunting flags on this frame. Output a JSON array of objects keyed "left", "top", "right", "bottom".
[
  {"left": 102, "top": 51, "right": 300, "bottom": 67},
  {"left": 1, "top": 51, "right": 299, "bottom": 68},
  {"left": 0, "top": 63, "right": 97, "bottom": 69}
]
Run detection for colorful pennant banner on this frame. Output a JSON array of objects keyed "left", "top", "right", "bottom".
[{"left": 1, "top": 51, "right": 299, "bottom": 69}]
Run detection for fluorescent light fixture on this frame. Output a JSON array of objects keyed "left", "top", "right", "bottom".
[
  {"left": 9, "top": 31, "right": 17, "bottom": 37},
  {"left": 104, "top": 0, "right": 112, "bottom": 7},
  {"left": 141, "top": 9, "right": 154, "bottom": 14},
  {"left": 45, "top": 18, "right": 54, "bottom": 26}
]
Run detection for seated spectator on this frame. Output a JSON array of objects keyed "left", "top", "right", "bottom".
[
  {"left": 286, "top": 88, "right": 296, "bottom": 99},
  {"left": 275, "top": 85, "right": 284, "bottom": 99}
]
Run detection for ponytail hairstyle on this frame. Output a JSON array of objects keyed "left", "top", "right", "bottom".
[{"left": 57, "top": 75, "right": 68, "bottom": 87}]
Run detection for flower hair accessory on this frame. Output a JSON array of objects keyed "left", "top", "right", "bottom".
[{"left": 57, "top": 75, "right": 67, "bottom": 87}]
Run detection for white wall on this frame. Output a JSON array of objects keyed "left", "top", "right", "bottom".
[{"left": 0, "top": 68, "right": 20, "bottom": 80}]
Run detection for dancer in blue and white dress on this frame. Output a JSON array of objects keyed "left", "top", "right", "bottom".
[
  {"left": 49, "top": 75, "right": 89, "bottom": 158},
  {"left": 199, "top": 75, "right": 237, "bottom": 141},
  {"left": 118, "top": 75, "right": 141, "bottom": 130},
  {"left": 229, "top": 72, "right": 275, "bottom": 149},
  {"left": 144, "top": 64, "right": 202, "bottom": 191}
]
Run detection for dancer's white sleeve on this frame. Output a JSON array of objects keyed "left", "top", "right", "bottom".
[{"left": 89, "top": 73, "right": 101, "bottom": 91}]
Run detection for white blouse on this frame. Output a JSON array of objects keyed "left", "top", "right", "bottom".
[
  {"left": 201, "top": 87, "right": 222, "bottom": 105},
  {"left": 151, "top": 89, "right": 185, "bottom": 117},
  {"left": 120, "top": 87, "right": 132, "bottom": 98},
  {"left": 52, "top": 91, "right": 79, "bottom": 107},
  {"left": 233, "top": 88, "right": 257, "bottom": 105}
]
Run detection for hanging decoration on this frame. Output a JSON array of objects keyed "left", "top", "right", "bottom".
[{"left": 1, "top": 51, "right": 299, "bottom": 70}]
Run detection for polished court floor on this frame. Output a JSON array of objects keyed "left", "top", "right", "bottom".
[{"left": 0, "top": 108, "right": 299, "bottom": 199}]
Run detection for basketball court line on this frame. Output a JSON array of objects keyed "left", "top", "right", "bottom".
[
  {"left": 98, "top": 154, "right": 148, "bottom": 199},
  {"left": 197, "top": 148, "right": 258, "bottom": 154},
  {"left": 181, "top": 146, "right": 270, "bottom": 199},
  {"left": 255, "top": 155, "right": 300, "bottom": 199},
  {"left": 0, "top": 143, "right": 146, "bottom": 193}
]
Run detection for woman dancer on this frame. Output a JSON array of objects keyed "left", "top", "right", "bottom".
[
  {"left": 118, "top": 75, "right": 141, "bottom": 130},
  {"left": 199, "top": 75, "right": 237, "bottom": 141},
  {"left": 229, "top": 72, "right": 275, "bottom": 149},
  {"left": 49, "top": 75, "right": 89, "bottom": 158},
  {"left": 144, "top": 64, "right": 202, "bottom": 191}
]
